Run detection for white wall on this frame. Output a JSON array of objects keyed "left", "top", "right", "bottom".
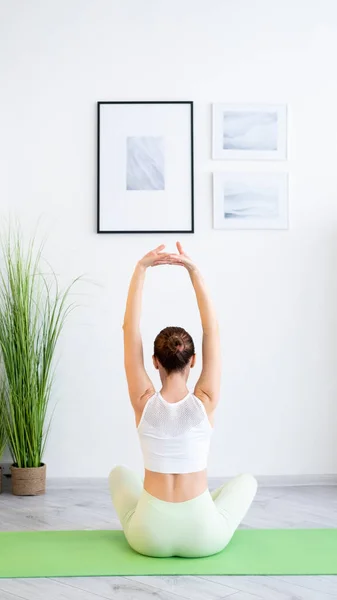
[{"left": 1, "top": 0, "right": 337, "bottom": 477}]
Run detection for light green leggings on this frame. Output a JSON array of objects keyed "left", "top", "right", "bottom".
[{"left": 109, "top": 466, "right": 257, "bottom": 558}]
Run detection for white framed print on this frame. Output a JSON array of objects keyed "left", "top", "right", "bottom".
[
  {"left": 212, "top": 104, "right": 287, "bottom": 160},
  {"left": 213, "top": 172, "right": 288, "bottom": 230},
  {"left": 97, "top": 101, "right": 194, "bottom": 233}
]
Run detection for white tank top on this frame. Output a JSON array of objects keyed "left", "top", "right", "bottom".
[{"left": 137, "top": 391, "right": 213, "bottom": 474}]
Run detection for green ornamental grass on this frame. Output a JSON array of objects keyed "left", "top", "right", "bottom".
[
  {"left": 0, "top": 395, "right": 6, "bottom": 459},
  {"left": 0, "top": 232, "right": 77, "bottom": 468}
]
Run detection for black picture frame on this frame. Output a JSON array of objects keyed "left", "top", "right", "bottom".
[{"left": 97, "top": 101, "right": 194, "bottom": 234}]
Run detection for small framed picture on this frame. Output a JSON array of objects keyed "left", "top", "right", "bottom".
[
  {"left": 213, "top": 172, "right": 288, "bottom": 230},
  {"left": 97, "top": 101, "right": 194, "bottom": 233},
  {"left": 212, "top": 104, "right": 287, "bottom": 160}
]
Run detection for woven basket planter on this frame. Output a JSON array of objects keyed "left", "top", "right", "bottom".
[{"left": 11, "top": 463, "right": 46, "bottom": 496}]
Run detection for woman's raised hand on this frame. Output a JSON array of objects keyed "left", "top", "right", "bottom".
[
  {"left": 170, "top": 241, "right": 198, "bottom": 272},
  {"left": 152, "top": 242, "right": 198, "bottom": 273},
  {"left": 138, "top": 244, "right": 172, "bottom": 269}
]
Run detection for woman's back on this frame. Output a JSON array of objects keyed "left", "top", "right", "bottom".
[{"left": 138, "top": 390, "right": 213, "bottom": 501}]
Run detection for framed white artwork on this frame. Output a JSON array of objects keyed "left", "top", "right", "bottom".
[
  {"left": 212, "top": 104, "right": 287, "bottom": 160},
  {"left": 213, "top": 172, "right": 288, "bottom": 230},
  {"left": 97, "top": 101, "right": 194, "bottom": 233}
]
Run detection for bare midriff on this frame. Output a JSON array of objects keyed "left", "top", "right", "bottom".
[{"left": 143, "top": 468, "right": 208, "bottom": 502}]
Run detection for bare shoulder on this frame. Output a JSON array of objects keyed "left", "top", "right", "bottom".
[
  {"left": 133, "top": 386, "right": 156, "bottom": 426},
  {"left": 193, "top": 387, "right": 209, "bottom": 403},
  {"left": 194, "top": 384, "right": 219, "bottom": 405},
  {"left": 193, "top": 388, "right": 216, "bottom": 425},
  {"left": 193, "top": 386, "right": 216, "bottom": 412}
]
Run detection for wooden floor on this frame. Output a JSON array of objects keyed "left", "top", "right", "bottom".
[{"left": 0, "top": 478, "right": 337, "bottom": 600}]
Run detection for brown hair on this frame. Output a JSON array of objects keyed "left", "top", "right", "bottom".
[{"left": 154, "top": 326, "right": 195, "bottom": 375}]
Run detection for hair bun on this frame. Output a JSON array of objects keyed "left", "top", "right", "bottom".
[
  {"left": 167, "top": 334, "right": 185, "bottom": 354},
  {"left": 154, "top": 326, "right": 195, "bottom": 374}
]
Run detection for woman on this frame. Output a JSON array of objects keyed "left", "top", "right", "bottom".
[{"left": 109, "top": 242, "right": 257, "bottom": 558}]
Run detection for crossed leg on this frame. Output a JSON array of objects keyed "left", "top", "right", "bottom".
[
  {"left": 211, "top": 473, "right": 258, "bottom": 537},
  {"left": 109, "top": 465, "right": 143, "bottom": 531}
]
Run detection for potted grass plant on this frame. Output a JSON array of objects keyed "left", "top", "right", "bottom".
[
  {"left": 0, "top": 399, "right": 6, "bottom": 493},
  {"left": 0, "top": 232, "right": 76, "bottom": 495}
]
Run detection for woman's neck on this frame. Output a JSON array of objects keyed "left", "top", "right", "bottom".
[{"left": 159, "top": 374, "right": 189, "bottom": 403}]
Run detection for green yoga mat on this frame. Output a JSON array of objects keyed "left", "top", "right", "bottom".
[{"left": 1, "top": 529, "right": 336, "bottom": 578}]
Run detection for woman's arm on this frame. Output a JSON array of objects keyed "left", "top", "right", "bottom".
[
  {"left": 190, "top": 268, "right": 221, "bottom": 407},
  {"left": 123, "top": 245, "right": 170, "bottom": 412},
  {"left": 161, "top": 242, "right": 221, "bottom": 407}
]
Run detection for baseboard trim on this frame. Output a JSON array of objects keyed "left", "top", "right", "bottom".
[
  {"left": 211, "top": 474, "right": 337, "bottom": 487},
  {"left": 41, "top": 474, "right": 337, "bottom": 488},
  {"left": 256, "top": 474, "right": 337, "bottom": 486}
]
